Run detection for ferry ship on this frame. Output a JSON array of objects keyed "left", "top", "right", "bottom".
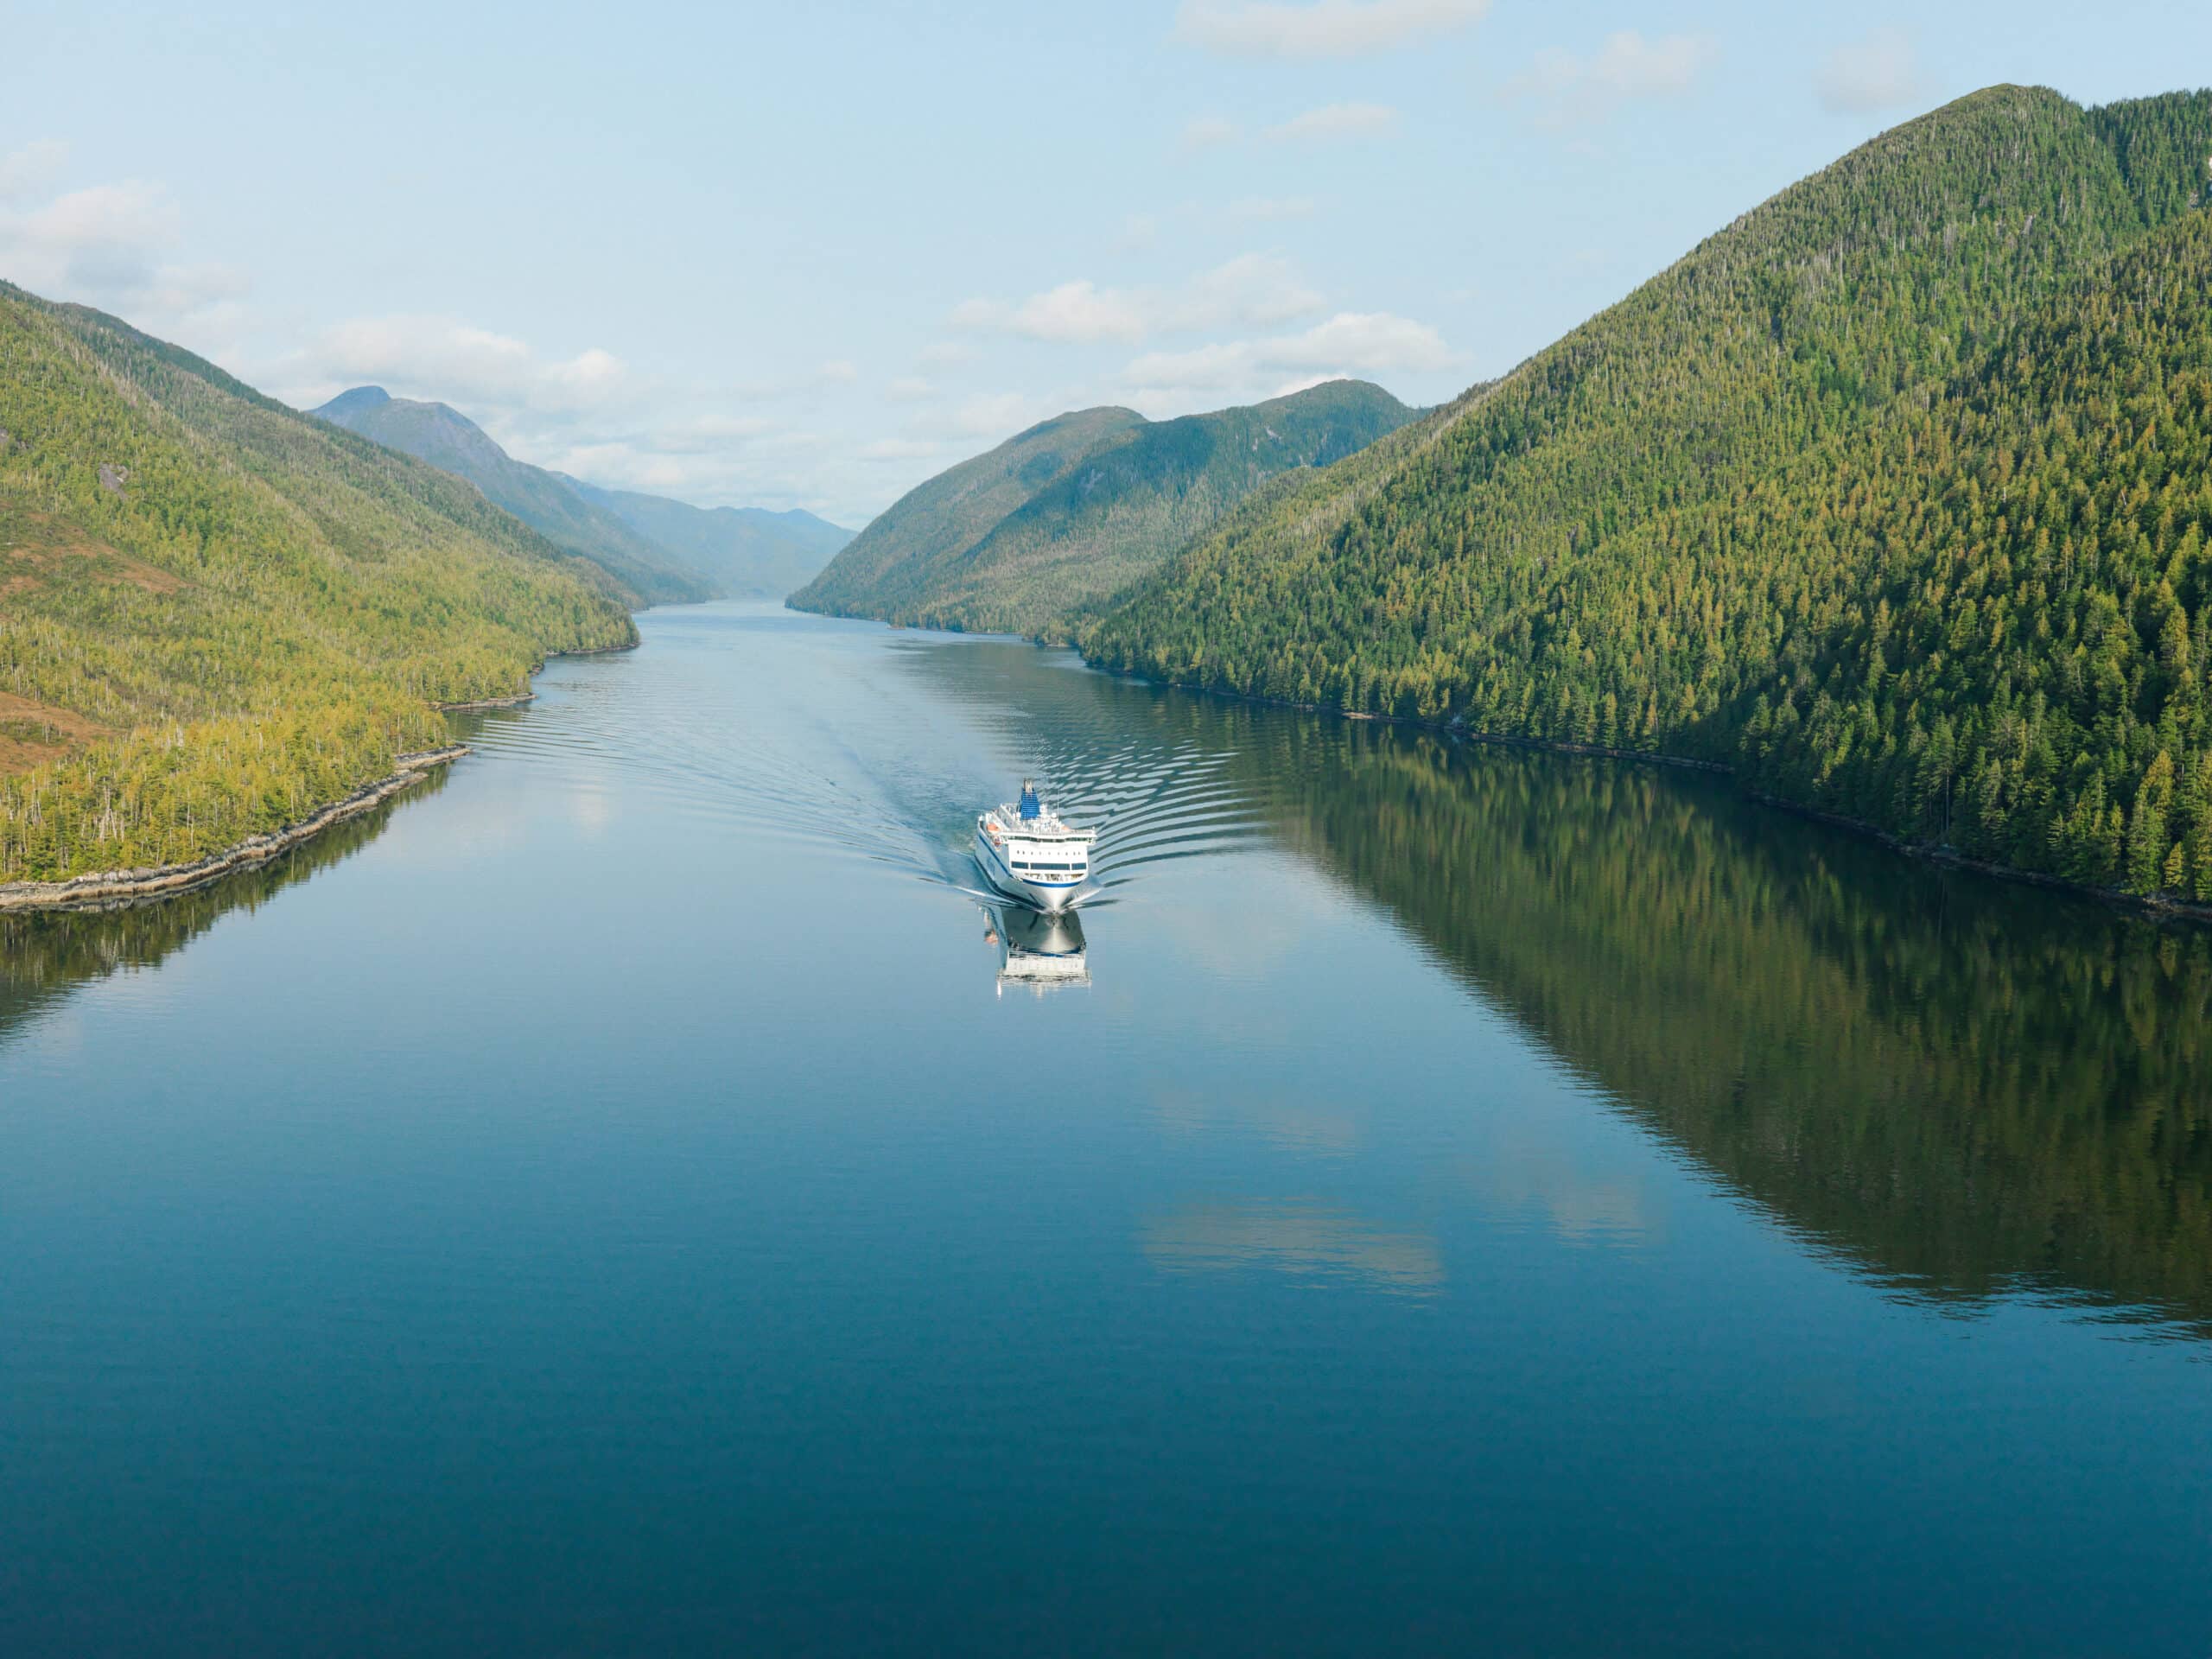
[{"left": 976, "top": 780, "right": 1094, "bottom": 912}]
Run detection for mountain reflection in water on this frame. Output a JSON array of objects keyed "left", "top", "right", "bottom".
[
  {"left": 7, "top": 605, "right": 2209, "bottom": 1656},
  {"left": 1221, "top": 716, "right": 2212, "bottom": 1335},
  {"left": 6, "top": 620, "right": 2208, "bottom": 1342},
  {"left": 0, "top": 778, "right": 441, "bottom": 1051},
  {"left": 899, "top": 639, "right": 2212, "bottom": 1338}
]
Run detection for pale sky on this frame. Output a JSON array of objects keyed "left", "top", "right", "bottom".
[{"left": 4, "top": 1, "right": 2207, "bottom": 526}]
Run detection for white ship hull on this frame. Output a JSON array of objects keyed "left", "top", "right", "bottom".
[{"left": 975, "top": 827, "right": 1085, "bottom": 912}]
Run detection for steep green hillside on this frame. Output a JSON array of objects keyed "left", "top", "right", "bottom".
[
  {"left": 794, "top": 383, "right": 1414, "bottom": 635},
  {"left": 314, "top": 387, "right": 712, "bottom": 605},
  {"left": 1081, "top": 86, "right": 2212, "bottom": 901},
  {"left": 563, "top": 479, "right": 852, "bottom": 600},
  {"left": 791, "top": 405, "right": 1145, "bottom": 625},
  {"left": 0, "top": 285, "right": 636, "bottom": 884}
]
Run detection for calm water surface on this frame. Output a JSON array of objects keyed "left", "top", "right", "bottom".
[{"left": 4, "top": 603, "right": 2209, "bottom": 1656}]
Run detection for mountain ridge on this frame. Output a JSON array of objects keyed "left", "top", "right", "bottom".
[
  {"left": 311, "top": 386, "right": 711, "bottom": 605},
  {"left": 560, "top": 476, "right": 852, "bottom": 601},
  {"left": 791, "top": 380, "right": 1416, "bottom": 635},
  {"left": 311, "top": 388, "right": 853, "bottom": 605}
]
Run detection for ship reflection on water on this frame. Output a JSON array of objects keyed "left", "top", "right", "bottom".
[{"left": 981, "top": 902, "right": 1090, "bottom": 996}]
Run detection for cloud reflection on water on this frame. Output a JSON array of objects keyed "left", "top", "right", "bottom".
[{"left": 1141, "top": 1198, "right": 1443, "bottom": 1294}]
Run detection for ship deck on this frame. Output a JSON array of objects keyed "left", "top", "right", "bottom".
[{"left": 982, "top": 805, "right": 1095, "bottom": 842}]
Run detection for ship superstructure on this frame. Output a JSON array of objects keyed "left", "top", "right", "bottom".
[{"left": 976, "top": 779, "right": 1094, "bottom": 912}]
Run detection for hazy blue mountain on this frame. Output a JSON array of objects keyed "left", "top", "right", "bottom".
[
  {"left": 312, "top": 387, "right": 711, "bottom": 606},
  {"left": 562, "top": 479, "right": 852, "bottom": 600}
]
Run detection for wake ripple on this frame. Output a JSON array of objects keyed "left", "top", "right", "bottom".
[{"left": 458, "top": 612, "right": 1270, "bottom": 910}]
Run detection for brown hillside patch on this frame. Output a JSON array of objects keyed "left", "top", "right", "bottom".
[
  {"left": 0, "top": 503, "right": 184, "bottom": 596},
  {"left": 0, "top": 691, "right": 111, "bottom": 776}
]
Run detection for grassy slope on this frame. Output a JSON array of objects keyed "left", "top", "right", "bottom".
[
  {"left": 1082, "top": 86, "right": 2212, "bottom": 899},
  {"left": 0, "top": 284, "right": 636, "bottom": 883},
  {"left": 314, "top": 389, "right": 713, "bottom": 605}
]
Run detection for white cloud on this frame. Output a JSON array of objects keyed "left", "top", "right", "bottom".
[
  {"left": 549, "top": 346, "right": 625, "bottom": 397},
  {"left": 725, "top": 359, "right": 874, "bottom": 401},
  {"left": 14, "top": 181, "right": 181, "bottom": 283},
  {"left": 952, "top": 253, "right": 1323, "bottom": 345},
  {"left": 546, "top": 427, "right": 815, "bottom": 501},
  {"left": 1265, "top": 102, "right": 1398, "bottom": 143},
  {"left": 552, "top": 442, "right": 699, "bottom": 493},
  {"left": 1121, "top": 309, "right": 1454, "bottom": 399},
  {"left": 886, "top": 376, "right": 938, "bottom": 402},
  {"left": 642, "top": 412, "right": 779, "bottom": 451},
  {"left": 1182, "top": 252, "right": 1324, "bottom": 326},
  {"left": 859, "top": 438, "right": 947, "bottom": 463},
  {"left": 0, "top": 162, "right": 884, "bottom": 524},
  {"left": 0, "top": 140, "right": 68, "bottom": 202},
  {"left": 1120, "top": 212, "right": 1160, "bottom": 250},
  {"left": 1180, "top": 114, "right": 1241, "bottom": 154},
  {"left": 933, "top": 391, "right": 1035, "bottom": 437},
  {"left": 286, "top": 314, "right": 632, "bottom": 416},
  {"left": 1817, "top": 28, "right": 1920, "bottom": 114},
  {"left": 954, "top": 280, "right": 1150, "bottom": 344},
  {"left": 274, "top": 320, "right": 851, "bottom": 512},
  {"left": 1502, "top": 30, "right": 1719, "bottom": 127},
  {"left": 136, "top": 263, "right": 251, "bottom": 317},
  {"left": 1230, "top": 194, "right": 1319, "bottom": 220},
  {"left": 1175, "top": 0, "right": 1490, "bottom": 59},
  {"left": 0, "top": 175, "right": 247, "bottom": 336},
  {"left": 917, "top": 340, "right": 976, "bottom": 369}
]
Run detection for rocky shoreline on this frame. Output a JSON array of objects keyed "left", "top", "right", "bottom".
[
  {"left": 435, "top": 692, "right": 535, "bottom": 711},
  {"left": 0, "top": 745, "right": 468, "bottom": 914},
  {"left": 431, "top": 639, "right": 639, "bottom": 712},
  {"left": 0, "top": 632, "right": 641, "bottom": 913}
]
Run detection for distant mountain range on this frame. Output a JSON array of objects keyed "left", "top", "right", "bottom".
[
  {"left": 789, "top": 380, "right": 1417, "bottom": 637},
  {"left": 312, "top": 386, "right": 851, "bottom": 606},
  {"left": 561, "top": 478, "right": 854, "bottom": 605}
]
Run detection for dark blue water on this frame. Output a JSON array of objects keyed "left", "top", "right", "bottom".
[{"left": 4, "top": 604, "right": 2209, "bottom": 1656}]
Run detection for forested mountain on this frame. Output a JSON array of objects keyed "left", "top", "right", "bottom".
[
  {"left": 791, "top": 381, "right": 1415, "bottom": 635},
  {"left": 562, "top": 479, "right": 852, "bottom": 601},
  {"left": 313, "top": 387, "right": 712, "bottom": 604},
  {"left": 1079, "top": 86, "right": 2212, "bottom": 902},
  {"left": 792, "top": 405, "right": 1145, "bottom": 625},
  {"left": 0, "top": 284, "right": 636, "bottom": 885}
]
